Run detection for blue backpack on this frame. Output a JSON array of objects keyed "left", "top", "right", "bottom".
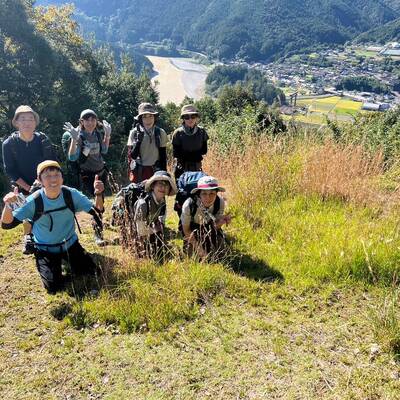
[{"left": 174, "top": 171, "right": 207, "bottom": 216}]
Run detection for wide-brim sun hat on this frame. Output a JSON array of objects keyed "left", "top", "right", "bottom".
[
  {"left": 144, "top": 171, "right": 177, "bottom": 196},
  {"left": 80, "top": 109, "right": 98, "bottom": 119},
  {"left": 136, "top": 102, "right": 159, "bottom": 119},
  {"left": 12, "top": 105, "right": 40, "bottom": 127},
  {"left": 180, "top": 104, "right": 200, "bottom": 118},
  {"left": 191, "top": 175, "right": 225, "bottom": 194},
  {"left": 37, "top": 160, "right": 62, "bottom": 177}
]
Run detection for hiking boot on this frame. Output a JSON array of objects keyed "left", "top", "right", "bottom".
[
  {"left": 22, "top": 234, "right": 35, "bottom": 255},
  {"left": 94, "top": 233, "right": 106, "bottom": 247}
]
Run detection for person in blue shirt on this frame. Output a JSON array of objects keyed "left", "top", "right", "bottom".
[{"left": 1, "top": 160, "right": 104, "bottom": 294}]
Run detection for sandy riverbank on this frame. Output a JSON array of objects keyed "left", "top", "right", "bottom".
[{"left": 146, "top": 55, "right": 209, "bottom": 105}]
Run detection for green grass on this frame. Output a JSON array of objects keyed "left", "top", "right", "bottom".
[{"left": 1, "top": 183, "right": 400, "bottom": 397}]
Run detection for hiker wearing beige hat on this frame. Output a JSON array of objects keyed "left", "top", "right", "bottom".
[
  {"left": 132, "top": 171, "right": 177, "bottom": 260},
  {"left": 1, "top": 160, "right": 105, "bottom": 294},
  {"left": 180, "top": 175, "right": 231, "bottom": 260},
  {"left": 172, "top": 104, "right": 209, "bottom": 181},
  {"left": 127, "top": 102, "right": 168, "bottom": 183},
  {"left": 2, "top": 105, "right": 57, "bottom": 254}
]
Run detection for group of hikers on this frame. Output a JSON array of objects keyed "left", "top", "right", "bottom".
[{"left": 1, "top": 103, "right": 231, "bottom": 294}]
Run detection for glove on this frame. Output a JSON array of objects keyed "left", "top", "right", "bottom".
[
  {"left": 103, "top": 120, "right": 112, "bottom": 138},
  {"left": 63, "top": 122, "right": 80, "bottom": 141}
]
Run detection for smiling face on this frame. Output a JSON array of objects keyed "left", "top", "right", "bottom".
[
  {"left": 15, "top": 112, "right": 37, "bottom": 136},
  {"left": 80, "top": 114, "right": 97, "bottom": 133},
  {"left": 199, "top": 189, "right": 218, "bottom": 208},
  {"left": 39, "top": 167, "right": 63, "bottom": 198},
  {"left": 182, "top": 114, "right": 199, "bottom": 129},
  {"left": 152, "top": 180, "right": 170, "bottom": 201}
]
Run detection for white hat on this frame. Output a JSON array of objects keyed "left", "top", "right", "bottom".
[
  {"left": 191, "top": 176, "right": 225, "bottom": 194},
  {"left": 144, "top": 171, "right": 177, "bottom": 196},
  {"left": 80, "top": 109, "right": 98, "bottom": 119}
]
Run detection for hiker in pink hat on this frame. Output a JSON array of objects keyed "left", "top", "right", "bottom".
[{"left": 180, "top": 175, "right": 231, "bottom": 260}]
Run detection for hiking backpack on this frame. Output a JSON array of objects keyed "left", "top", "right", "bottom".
[
  {"left": 174, "top": 171, "right": 207, "bottom": 217},
  {"left": 31, "top": 186, "right": 81, "bottom": 234},
  {"left": 111, "top": 181, "right": 166, "bottom": 226},
  {"left": 3, "top": 132, "right": 56, "bottom": 164}
]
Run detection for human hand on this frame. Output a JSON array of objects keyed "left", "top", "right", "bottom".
[
  {"left": 222, "top": 214, "right": 232, "bottom": 225},
  {"left": 63, "top": 122, "right": 80, "bottom": 141},
  {"left": 103, "top": 120, "right": 112, "bottom": 138},
  {"left": 3, "top": 187, "right": 19, "bottom": 205},
  {"left": 93, "top": 175, "right": 104, "bottom": 195}
]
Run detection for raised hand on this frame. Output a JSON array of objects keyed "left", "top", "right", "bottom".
[
  {"left": 103, "top": 120, "right": 112, "bottom": 138},
  {"left": 3, "top": 186, "right": 19, "bottom": 205},
  {"left": 63, "top": 122, "right": 80, "bottom": 141},
  {"left": 93, "top": 174, "right": 104, "bottom": 195}
]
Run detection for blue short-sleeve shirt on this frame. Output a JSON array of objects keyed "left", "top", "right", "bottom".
[{"left": 13, "top": 187, "right": 92, "bottom": 253}]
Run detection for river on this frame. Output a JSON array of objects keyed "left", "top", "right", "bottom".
[{"left": 146, "top": 55, "right": 210, "bottom": 105}]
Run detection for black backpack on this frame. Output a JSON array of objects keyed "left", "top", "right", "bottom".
[
  {"left": 111, "top": 182, "right": 166, "bottom": 226},
  {"left": 6, "top": 131, "right": 56, "bottom": 162},
  {"left": 31, "top": 186, "right": 81, "bottom": 234}
]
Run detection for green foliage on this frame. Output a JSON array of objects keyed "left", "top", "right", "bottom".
[
  {"left": 327, "top": 107, "right": 400, "bottom": 161},
  {"left": 336, "top": 76, "right": 390, "bottom": 94},
  {"left": 0, "top": 1, "right": 158, "bottom": 185},
  {"left": 206, "top": 65, "right": 285, "bottom": 105},
  {"left": 35, "top": 0, "right": 400, "bottom": 62},
  {"left": 66, "top": 261, "right": 258, "bottom": 333}
]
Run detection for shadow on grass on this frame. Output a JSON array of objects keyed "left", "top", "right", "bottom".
[{"left": 226, "top": 234, "right": 284, "bottom": 283}]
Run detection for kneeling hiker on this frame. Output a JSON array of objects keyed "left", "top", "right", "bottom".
[
  {"left": 134, "top": 171, "right": 177, "bottom": 260},
  {"left": 181, "top": 176, "right": 231, "bottom": 260},
  {"left": 1, "top": 161, "right": 104, "bottom": 294}
]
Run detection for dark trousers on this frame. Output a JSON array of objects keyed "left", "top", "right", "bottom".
[
  {"left": 35, "top": 240, "right": 98, "bottom": 293},
  {"left": 129, "top": 165, "right": 154, "bottom": 183},
  {"left": 174, "top": 161, "right": 202, "bottom": 181},
  {"left": 80, "top": 168, "right": 108, "bottom": 198}
]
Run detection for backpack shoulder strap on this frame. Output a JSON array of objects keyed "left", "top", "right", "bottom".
[
  {"left": 96, "top": 130, "right": 102, "bottom": 146},
  {"left": 213, "top": 196, "right": 221, "bottom": 216},
  {"left": 189, "top": 197, "right": 198, "bottom": 221},
  {"left": 32, "top": 191, "right": 44, "bottom": 223},
  {"left": 61, "top": 186, "right": 75, "bottom": 214},
  {"left": 154, "top": 126, "right": 161, "bottom": 148},
  {"left": 8, "top": 132, "right": 19, "bottom": 161}
]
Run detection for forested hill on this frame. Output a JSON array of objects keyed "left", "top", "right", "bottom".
[{"left": 36, "top": 0, "right": 400, "bottom": 61}]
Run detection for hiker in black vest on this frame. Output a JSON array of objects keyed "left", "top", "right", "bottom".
[
  {"left": 172, "top": 104, "right": 209, "bottom": 181},
  {"left": 127, "top": 103, "right": 168, "bottom": 183},
  {"left": 133, "top": 171, "right": 177, "bottom": 260},
  {"left": 1, "top": 160, "right": 104, "bottom": 294},
  {"left": 64, "top": 109, "right": 111, "bottom": 246},
  {"left": 1, "top": 105, "right": 58, "bottom": 254},
  {"left": 181, "top": 175, "right": 231, "bottom": 260}
]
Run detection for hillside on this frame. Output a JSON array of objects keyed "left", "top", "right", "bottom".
[{"left": 35, "top": 0, "right": 400, "bottom": 61}]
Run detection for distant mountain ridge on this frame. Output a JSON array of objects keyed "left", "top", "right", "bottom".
[{"left": 36, "top": 0, "right": 400, "bottom": 61}]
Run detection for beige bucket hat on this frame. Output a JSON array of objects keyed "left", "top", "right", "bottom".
[
  {"left": 136, "top": 103, "right": 159, "bottom": 119},
  {"left": 180, "top": 104, "right": 199, "bottom": 118},
  {"left": 12, "top": 105, "right": 40, "bottom": 127},
  {"left": 144, "top": 171, "right": 177, "bottom": 196}
]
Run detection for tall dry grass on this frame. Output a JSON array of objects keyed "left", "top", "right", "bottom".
[{"left": 204, "top": 135, "right": 397, "bottom": 210}]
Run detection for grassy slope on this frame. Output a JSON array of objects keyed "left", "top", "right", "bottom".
[{"left": 1, "top": 194, "right": 400, "bottom": 399}]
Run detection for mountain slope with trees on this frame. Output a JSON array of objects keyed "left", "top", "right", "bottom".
[{"left": 35, "top": 0, "right": 400, "bottom": 62}]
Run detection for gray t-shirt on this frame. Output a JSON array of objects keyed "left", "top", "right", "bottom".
[
  {"left": 78, "top": 130, "right": 107, "bottom": 172},
  {"left": 127, "top": 126, "right": 167, "bottom": 167},
  {"left": 134, "top": 193, "right": 166, "bottom": 236},
  {"left": 181, "top": 196, "right": 225, "bottom": 232}
]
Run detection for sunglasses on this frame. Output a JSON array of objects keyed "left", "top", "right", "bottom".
[
  {"left": 81, "top": 114, "right": 97, "bottom": 120},
  {"left": 182, "top": 114, "right": 198, "bottom": 120}
]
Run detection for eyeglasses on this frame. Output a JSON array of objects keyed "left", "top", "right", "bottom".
[
  {"left": 154, "top": 181, "right": 170, "bottom": 187},
  {"left": 182, "top": 115, "right": 198, "bottom": 120},
  {"left": 41, "top": 171, "right": 62, "bottom": 179},
  {"left": 18, "top": 117, "right": 35, "bottom": 123}
]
